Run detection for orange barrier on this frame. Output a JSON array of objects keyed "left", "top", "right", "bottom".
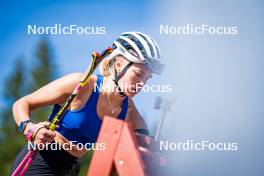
[{"left": 87, "top": 116, "right": 167, "bottom": 176}]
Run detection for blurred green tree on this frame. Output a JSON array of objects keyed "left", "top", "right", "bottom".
[
  {"left": 0, "top": 58, "right": 27, "bottom": 175},
  {"left": 0, "top": 38, "right": 93, "bottom": 176},
  {"left": 0, "top": 39, "right": 58, "bottom": 175},
  {"left": 29, "top": 39, "right": 57, "bottom": 122}
]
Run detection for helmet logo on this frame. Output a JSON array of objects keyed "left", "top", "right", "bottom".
[{"left": 119, "top": 46, "right": 126, "bottom": 54}]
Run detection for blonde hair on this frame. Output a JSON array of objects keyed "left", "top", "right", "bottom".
[{"left": 100, "top": 55, "right": 125, "bottom": 77}]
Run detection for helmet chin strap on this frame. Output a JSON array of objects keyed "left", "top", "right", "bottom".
[{"left": 113, "top": 62, "right": 133, "bottom": 97}]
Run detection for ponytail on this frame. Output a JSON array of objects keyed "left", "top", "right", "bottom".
[{"left": 99, "top": 57, "right": 116, "bottom": 77}]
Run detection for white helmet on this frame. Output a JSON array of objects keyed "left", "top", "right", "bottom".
[{"left": 109, "top": 31, "right": 165, "bottom": 74}]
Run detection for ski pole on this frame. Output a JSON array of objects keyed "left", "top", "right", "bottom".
[{"left": 12, "top": 47, "right": 113, "bottom": 176}]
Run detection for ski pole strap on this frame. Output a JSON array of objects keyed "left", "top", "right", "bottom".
[
  {"left": 26, "top": 125, "right": 38, "bottom": 141},
  {"left": 32, "top": 126, "right": 46, "bottom": 141}
]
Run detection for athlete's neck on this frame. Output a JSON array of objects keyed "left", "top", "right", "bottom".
[{"left": 102, "top": 78, "right": 126, "bottom": 106}]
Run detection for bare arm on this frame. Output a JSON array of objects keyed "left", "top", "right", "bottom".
[
  {"left": 12, "top": 72, "right": 85, "bottom": 126},
  {"left": 125, "top": 98, "right": 148, "bottom": 130},
  {"left": 12, "top": 72, "right": 97, "bottom": 145}
]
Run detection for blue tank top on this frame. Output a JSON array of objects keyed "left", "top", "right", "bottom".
[{"left": 48, "top": 75, "right": 128, "bottom": 145}]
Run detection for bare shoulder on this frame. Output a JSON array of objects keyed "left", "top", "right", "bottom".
[
  {"left": 21, "top": 73, "right": 97, "bottom": 110},
  {"left": 39, "top": 72, "right": 97, "bottom": 94},
  {"left": 31, "top": 72, "right": 83, "bottom": 96},
  {"left": 125, "top": 97, "right": 148, "bottom": 130},
  {"left": 56, "top": 72, "right": 96, "bottom": 87}
]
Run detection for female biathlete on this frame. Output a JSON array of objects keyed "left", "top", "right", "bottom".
[{"left": 11, "top": 31, "right": 164, "bottom": 175}]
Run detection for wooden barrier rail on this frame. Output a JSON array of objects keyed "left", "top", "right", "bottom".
[{"left": 87, "top": 116, "right": 167, "bottom": 176}]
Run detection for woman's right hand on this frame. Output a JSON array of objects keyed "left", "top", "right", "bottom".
[{"left": 26, "top": 122, "right": 57, "bottom": 145}]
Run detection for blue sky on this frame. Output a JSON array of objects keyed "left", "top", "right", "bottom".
[
  {"left": 0, "top": 0, "right": 162, "bottom": 111},
  {"left": 1, "top": 0, "right": 264, "bottom": 175}
]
